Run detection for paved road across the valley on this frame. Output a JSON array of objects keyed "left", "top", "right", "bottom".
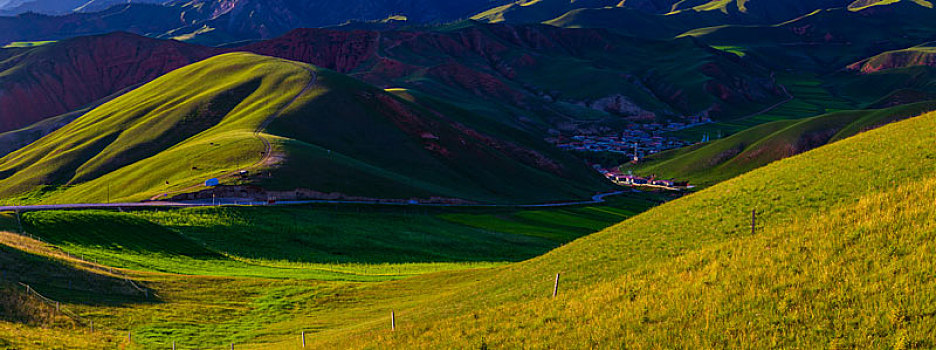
[{"left": 0, "top": 191, "right": 633, "bottom": 213}]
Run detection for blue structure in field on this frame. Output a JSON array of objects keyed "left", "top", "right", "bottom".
[{"left": 205, "top": 178, "right": 220, "bottom": 187}]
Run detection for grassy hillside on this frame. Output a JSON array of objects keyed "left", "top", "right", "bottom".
[
  {"left": 0, "top": 51, "right": 611, "bottom": 205},
  {"left": 293, "top": 105, "right": 936, "bottom": 349},
  {"left": 0, "top": 52, "right": 307, "bottom": 204},
  {"left": 4, "top": 88, "right": 936, "bottom": 349},
  {"left": 668, "top": 72, "right": 858, "bottom": 142},
  {"left": 847, "top": 42, "right": 936, "bottom": 73},
  {"left": 629, "top": 100, "right": 936, "bottom": 186},
  {"left": 0, "top": 193, "right": 662, "bottom": 348}
]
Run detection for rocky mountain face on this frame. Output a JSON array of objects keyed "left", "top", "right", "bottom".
[{"left": 0, "top": 32, "right": 217, "bottom": 131}]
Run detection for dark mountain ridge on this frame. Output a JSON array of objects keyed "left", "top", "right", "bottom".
[{"left": 0, "top": 24, "right": 785, "bottom": 135}]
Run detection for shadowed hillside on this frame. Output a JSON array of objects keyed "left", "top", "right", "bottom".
[{"left": 244, "top": 23, "right": 786, "bottom": 123}]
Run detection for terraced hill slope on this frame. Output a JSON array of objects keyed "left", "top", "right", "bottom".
[
  {"left": 295, "top": 102, "right": 936, "bottom": 348},
  {"left": 0, "top": 52, "right": 609, "bottom": 204}
]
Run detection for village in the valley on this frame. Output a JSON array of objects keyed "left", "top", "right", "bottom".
[{"left": 551, "top": 120, "right": 710, "bottom": 191}]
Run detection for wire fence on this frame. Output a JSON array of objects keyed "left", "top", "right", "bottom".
[
  {"left": 16, "top": 282, "right": 87, "bottom": 327},
  {"left": 6, "top": 221, "right": 154, "bottom": 299}
]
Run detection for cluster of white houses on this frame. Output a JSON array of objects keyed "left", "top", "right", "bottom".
[{"left": 600, "top": 170, "right": 691, "bottom": 191}]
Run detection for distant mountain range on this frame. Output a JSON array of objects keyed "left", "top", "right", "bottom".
[
  {"left": 0, "top": 0, "right": 513, "bottom": 45},
  {"left": 1, "top": 0, "right": 934, "bottom": 47},
  {"left": 0, "top": 23, "right": 788, "bottom": 135},
  {"left": 0, "top": 0, "right": 166, "bottom": 16}
]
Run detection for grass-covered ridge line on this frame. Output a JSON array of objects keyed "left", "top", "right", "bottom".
[
  {"left": 0, "top": 52, "right": 311, "bottom": 204},
  {"left": 289, "top": 110, "right": 936, "bottom": 348}
]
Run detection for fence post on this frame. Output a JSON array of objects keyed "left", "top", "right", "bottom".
[
  {"left": 391, "top": 311, "right": 396, "bottom": 331},
  {"left": 553, "top": 273, "right": 561, "bottom": 298},
  {"left": 751, "top": 209, "right": 757, "bottom": 235},
  {"left": 24, "top": 284, "right": 30, "bottom": 295},
  {"left": 302, "top": 331, "right": 306, "bottom": 347}
]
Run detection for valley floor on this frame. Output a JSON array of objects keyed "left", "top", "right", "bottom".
[{"left": 0, "top": 193, "right": 665, "bottom": 348}]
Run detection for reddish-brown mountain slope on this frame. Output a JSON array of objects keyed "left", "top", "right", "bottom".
[
  {"left": 0, "top": 32, "right": 218, "bottom": 131},
  {"left": 847, "top": 43, "right": 936, "bottom": 73}
]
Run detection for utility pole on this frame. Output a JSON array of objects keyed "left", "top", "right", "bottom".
[{"left": 632, "top": 142, "right": 639, "bottom": 163}]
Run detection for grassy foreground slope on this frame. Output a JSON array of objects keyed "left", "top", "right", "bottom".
[
  {"left": 0, "top": 194, "right": 661, "bottom": 348},
  {"left": 630, "top": 100, "right": 936, "bottom": 186},
  {"left": 296, "top": 110, "right": 936, "bottom": 348}
]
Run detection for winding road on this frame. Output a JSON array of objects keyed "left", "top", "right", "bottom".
[{"left": 0, "top": 191, "right": 634, "bottom": 213}]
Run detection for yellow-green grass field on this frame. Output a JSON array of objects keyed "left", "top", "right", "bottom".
[
  {"left": 3, "top": 108, "right": 936, "bottom": 348},
  {"left": 286, "top": 109, "right": 936, "bottom": 349},
  {"left": 0, "top": 193, "right": 663, "bottom": 348}
]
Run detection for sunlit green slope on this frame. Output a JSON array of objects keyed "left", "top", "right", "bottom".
[
  {"left": 296, "top": 109, "right": 936, "bottom": 348},
  {"left": 630, "top": 101, "right": 936, "bottom": 186},
  {"left": 0, "top": 52, "right": 310, "bottom": 203},
  {"left": 0, "top": 52, "right": 608, "bottom": 205}
]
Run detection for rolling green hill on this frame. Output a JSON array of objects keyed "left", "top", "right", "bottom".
[
  {"left": 0, "top": 193, "right": 662, "bottom": 348},
  {"left": 4, "top": 77, "right": 936, "bottom": 349},
  {"left": 295, "top": 102, "right": 936, "bottom": 348},
  {"left": 0, "top": 52, "right": 610, "bottom": 205},
  {"left": 628, "top": 101, "right": 936, "bottom": 186}
]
